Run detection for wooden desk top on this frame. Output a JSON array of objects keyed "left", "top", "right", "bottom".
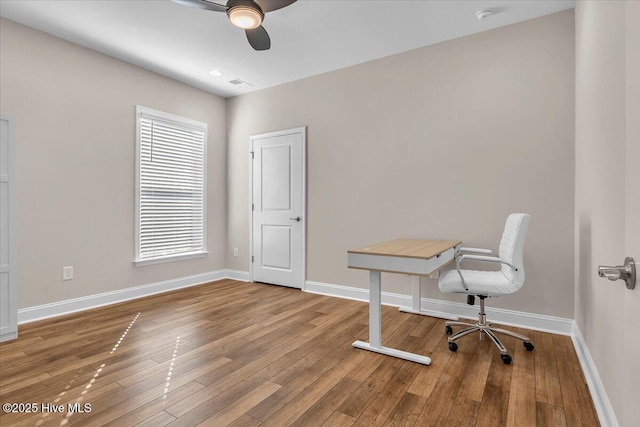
[{"left": 348, "top": 239, "right": 461, "bottom": 260}]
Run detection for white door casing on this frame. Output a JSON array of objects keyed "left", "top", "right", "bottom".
[
  {"left": 0, "top": 114, "right": 17, "bottom": 342},
  {"left": 251, "top": 127, "right": 306, "bottom": 289}
]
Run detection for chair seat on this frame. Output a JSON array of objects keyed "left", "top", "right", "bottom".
[{"left": 438, "top": 268, "right": 521, "bottom": 297}]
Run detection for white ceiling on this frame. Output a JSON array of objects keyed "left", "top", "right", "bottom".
[{"left": 0, "top": 0, "right": 575, "bottom": 98}]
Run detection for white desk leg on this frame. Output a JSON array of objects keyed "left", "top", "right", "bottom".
[
  {"left": 412, "top": 275, "right": 421, "bottom": 311},
  {"left": 353, "top": 271, "right": 432, "bottom": 365},
  {"left": 369, "top": 270, "right": 382, "bottom": 348},
  {"left": 398, "top": 275, "right": 460, "bottom": 321}
]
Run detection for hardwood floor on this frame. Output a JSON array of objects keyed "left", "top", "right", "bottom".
[{"left": 0, "top": 280, "right": 599, "bottom": 426}]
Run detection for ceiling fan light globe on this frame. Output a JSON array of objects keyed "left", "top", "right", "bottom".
[{"left": 228, "top": 6, "right": 263, "bottom": 29}]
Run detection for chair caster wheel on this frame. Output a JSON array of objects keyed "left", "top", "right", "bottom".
[
  {"left": 445, "top": 325, "right": 453, "bottom": 335},
  {"left": 501, "top": 354, "right": 512, "bottom": 364},
  {"left": 523, "top": 342, "right": 535, "bottom": 351},
  {"left": 448, "top": 342, "right": 458, "bottom": 352}
]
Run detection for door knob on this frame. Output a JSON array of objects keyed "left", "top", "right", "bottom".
[
  {"left": 289, "top": 216, "right": 301, "bottom": 222},
  {"left": 598, "top": 257, "right": 636, "bottom": 290}
]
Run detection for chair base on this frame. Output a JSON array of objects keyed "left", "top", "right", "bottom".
[{"left": 445, "top": 296, "right": 534, "bottom": 364}]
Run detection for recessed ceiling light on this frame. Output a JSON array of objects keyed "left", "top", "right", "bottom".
[{"left": 209, "top": 69, "right": 224, "bottom": 77}]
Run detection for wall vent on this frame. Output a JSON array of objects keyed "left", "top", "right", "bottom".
[{"left": 229, "top": 79, "right": 252, "bottom": 86}]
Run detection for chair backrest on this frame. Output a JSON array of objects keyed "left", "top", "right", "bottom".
[{"left": 498, "top": 213, "right": 530, "bottom": 286}]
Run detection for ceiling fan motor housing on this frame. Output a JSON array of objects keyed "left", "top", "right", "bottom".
[{"left": 227, "top": 0, "right": 263, "bottom": 11}]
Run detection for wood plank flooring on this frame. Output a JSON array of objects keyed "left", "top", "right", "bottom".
[{"left": 0, "top": 280, "right": 599, "bottom": 426}]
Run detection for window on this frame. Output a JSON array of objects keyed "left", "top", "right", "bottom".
[{"left": 134, "top": 106, "right": 207, "bottom": 266}]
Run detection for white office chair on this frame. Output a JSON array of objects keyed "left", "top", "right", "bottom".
[{"left": 437, "top": 213, "right": 534, "bottom": 364}]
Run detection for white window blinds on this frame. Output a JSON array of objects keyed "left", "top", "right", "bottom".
[{"left": 135, "top": 107, "right": 207, "bottom": 264}]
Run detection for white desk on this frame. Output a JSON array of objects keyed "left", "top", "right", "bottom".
[{"left": 348, "top": 239, "right": 461, "bottom": 365}]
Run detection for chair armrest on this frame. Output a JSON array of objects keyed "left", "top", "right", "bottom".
[
  {"left": 455, "top": 247, "right": 495, "bottom": 263},
  {"left": 457, "top": 254, "right": 518, "bottom": 271},
  {"left": 459, "top": 247, "right": 493, "bottom": 254}
]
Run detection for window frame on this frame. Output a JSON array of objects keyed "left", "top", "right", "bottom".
[{"left": 134, "top": 105, "right": 208, "bottom": 266}]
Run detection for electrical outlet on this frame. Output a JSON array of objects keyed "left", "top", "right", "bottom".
[
  {"left": 233, "top": 248, "right": 239, "bottom": 257},
  {"left": 63, "top": 266, "right": 73, "bottom": 281}
]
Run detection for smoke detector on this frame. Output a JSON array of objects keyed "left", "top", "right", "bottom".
[{"left": 476, "top": 9, "right": 494, "bottom": 21}]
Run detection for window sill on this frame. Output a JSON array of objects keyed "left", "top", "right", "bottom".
[{"left": 134, "top": 251, "right": 208, "bottom": 267}]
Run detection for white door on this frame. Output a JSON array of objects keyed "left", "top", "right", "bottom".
[
  {"left": 0, "top": 115, "right": 17, "bottom": 342},
  {"left": 251, "top": 127, "right": 306, "bottom": 289},
  {"left": 623, "top": 4, "right": 639, "bottom": 425},
  {"left": 589, "top": 3, "right": 639, "bottom": 424}
]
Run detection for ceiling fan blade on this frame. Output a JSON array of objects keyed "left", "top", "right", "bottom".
[
  {"left": 253, "top": 0, "right": 297, "bottom": 13},
  {"left": 245, "top": 25, "right": 271, "bottom": 51},
  {"left": 172, "top": 0, "right": 228, "bottom": 12}
]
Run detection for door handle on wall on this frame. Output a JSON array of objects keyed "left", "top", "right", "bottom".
[{"left": 598, "top": 257, "right": 636, "bottom": 290}]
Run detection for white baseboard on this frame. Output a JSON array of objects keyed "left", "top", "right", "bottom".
[
  {"left": 226, "top": 269, "right": 251, "bottom": 282},
  {"left": 304, "top": 280, "right": 574, "bottom": 335},
  {"left": 571, "top": 324, "right": 619, "bottom": 427},
  {"left": 18, "top": 269, "right": 240, "bottom": 324}
]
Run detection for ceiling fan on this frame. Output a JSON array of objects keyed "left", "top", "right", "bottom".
[{"left": 173, "top": 0, "right": 297, "bottom": 51}]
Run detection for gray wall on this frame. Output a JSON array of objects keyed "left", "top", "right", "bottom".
[
  {"left": 227, "top": 11, "right": 576, "bottom": 318},
  {"left": 0, "top": 19, "right": 227, "bottom": 308},
  {"left": 1, "top": 11, "right": 577, "bottom": 319},
  {"left": 575, "top": 1, "right": 640, "bottom": 425}
]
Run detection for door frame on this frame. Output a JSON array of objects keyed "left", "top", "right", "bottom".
[
  {"left": 1, "top": 114, "right": 17, "bottom": 342},
  {"left": 249, "top": 127, "right": 307, "bottom": 289}
]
